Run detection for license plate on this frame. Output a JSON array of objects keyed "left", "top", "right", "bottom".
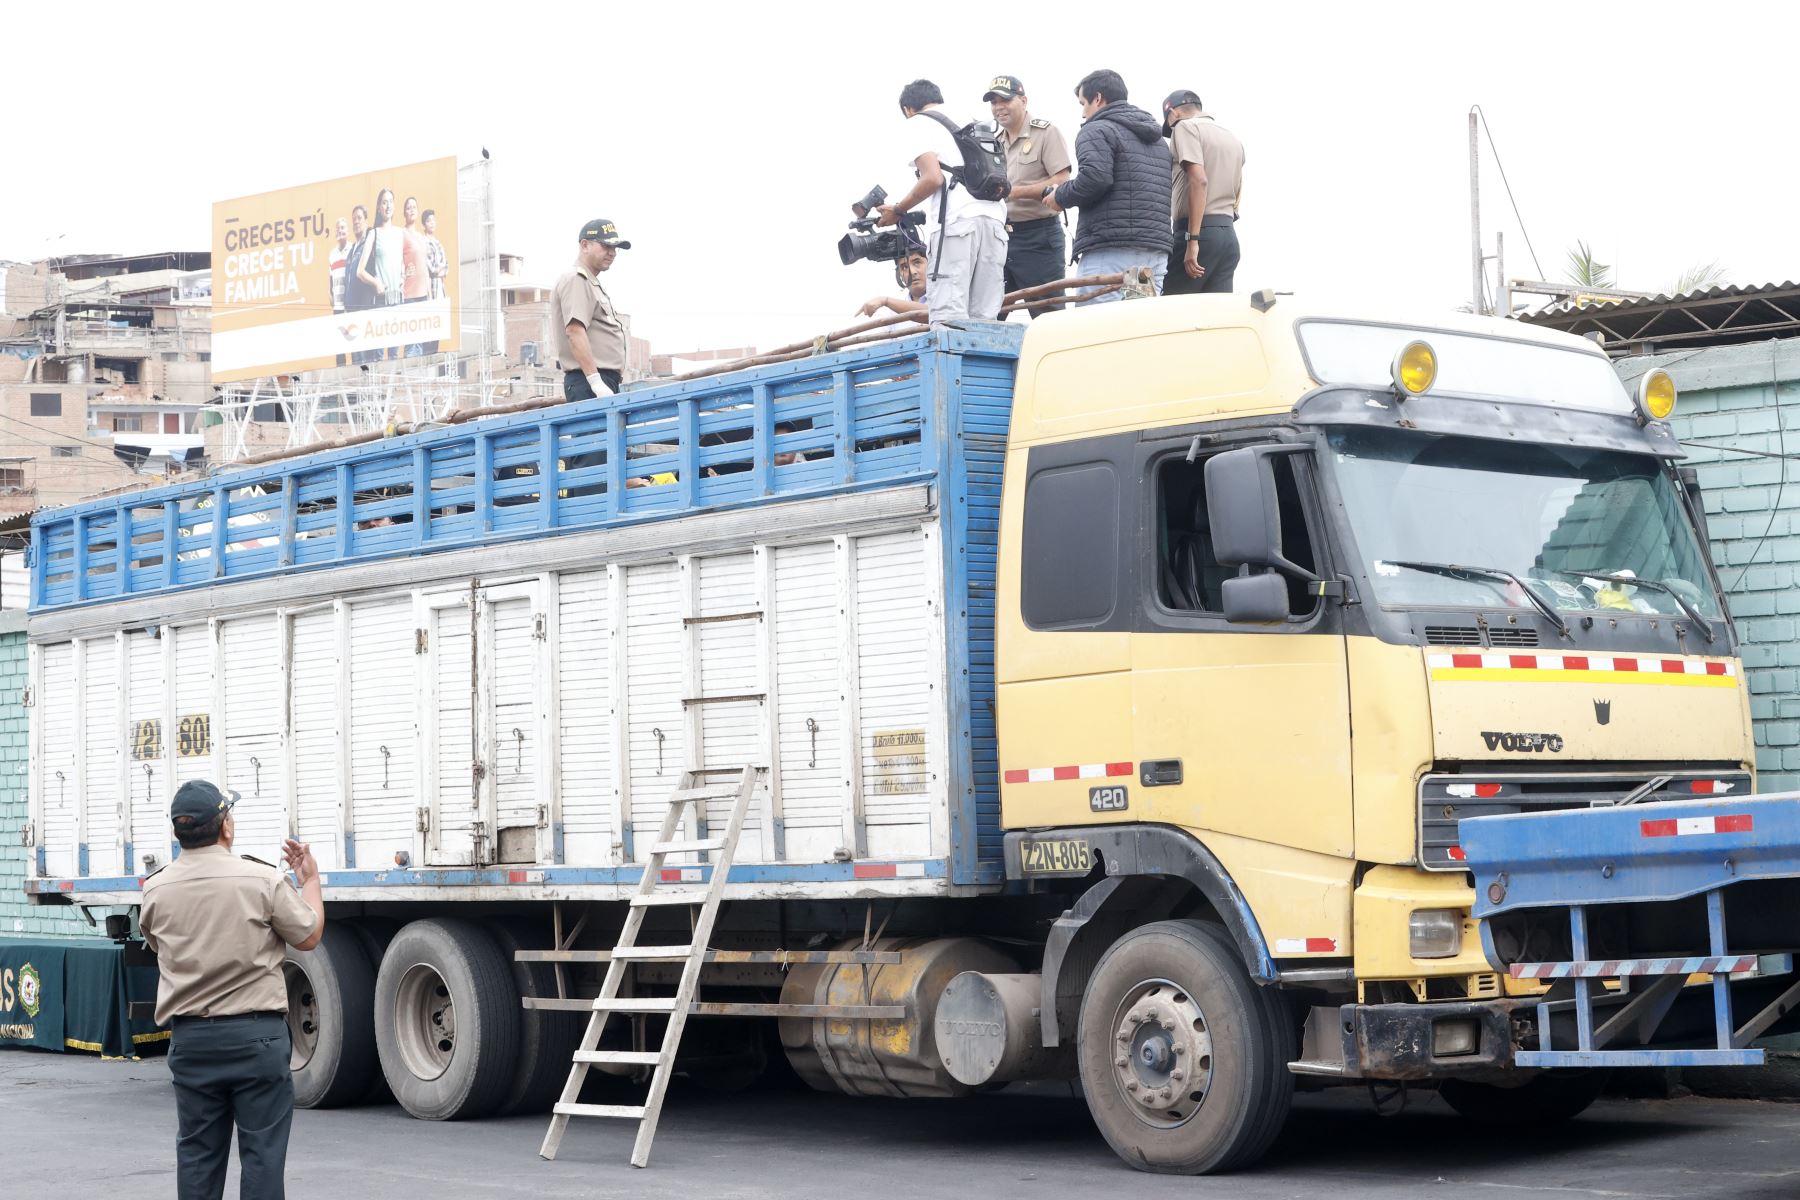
[{"left": 1020, "top": 838, "right": 1093, "bottom": 875}]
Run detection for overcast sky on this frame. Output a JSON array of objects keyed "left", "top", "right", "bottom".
[{"left": 3, "top": 2, "right": 1794, "bottom": 356}]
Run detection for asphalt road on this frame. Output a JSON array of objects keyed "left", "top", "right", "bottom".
[{"left": 7, "top": 1052, "right": 1799, "bottom": 1198}]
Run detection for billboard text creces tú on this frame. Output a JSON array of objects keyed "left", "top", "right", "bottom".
[{"left": 211, "top": 157, "right": 460, "bottom": 382}]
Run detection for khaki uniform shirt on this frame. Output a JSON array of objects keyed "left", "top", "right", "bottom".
[
  {"left": 999, "top": 116, "right": 1073, "bottom": 224},
  {"left": 1170, "top": 114, "right": 1246, "bottom": 223},
  {"left": 139, "top": 845, "right": 318, "bottom": 1025},
  {"left": 550, "top": 259, "right": 626, "bottom": 372}
]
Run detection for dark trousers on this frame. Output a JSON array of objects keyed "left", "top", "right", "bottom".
[
  {"left": 168, "top": 1013, "right": 293, "bottom": 1200},
  {"left": 563, "top": 368, "right": 623, "bottom": 401},
  {"left": 1164, "top": 215, "right": 1241, "bottom": 295},
  {"left": 1003, "top": 216, "right": 1066, "bottom": 318}
]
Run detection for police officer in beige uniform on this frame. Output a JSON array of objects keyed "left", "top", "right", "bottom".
[
  {"left": 551, "top": 218, "right": 631, "bottom": 401},
  {"left": 140, "top": 780, "right": 323, "bottom": 1200},
  {"left": 985, "top": 74, "right": 1072, "bottom": 312}
]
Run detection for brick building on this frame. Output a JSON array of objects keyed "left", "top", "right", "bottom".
[{"left": 0, "top": 254, "right": 210, "bottom": 514}]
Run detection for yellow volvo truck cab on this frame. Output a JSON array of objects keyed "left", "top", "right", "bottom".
[{"left": 994, "top": 294, "right": 1749, "bottom": 1172}]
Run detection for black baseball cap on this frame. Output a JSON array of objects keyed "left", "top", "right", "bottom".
[
  {"left": 171, "top": 779, "right": 238, "bottom": 828},
  {"left": 1161, "top": 89, "right": 1203, "bottom": 136},
  {"left": 578, "top": 219, "right": 632, "bottom": 249},
  {"left": 982, "top": 74, "right": 1025, "bottom": 101}
]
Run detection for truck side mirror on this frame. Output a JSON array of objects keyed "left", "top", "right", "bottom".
[
  {"left": 1204, "top": 446, "right": 1314, "bottom": 580},
  {"left": 1221, "top": 570, "right": 1290, "bottom": 623}
]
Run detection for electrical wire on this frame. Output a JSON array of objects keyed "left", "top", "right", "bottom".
[{"left": 1470, "top": 105, "right": 1545, "bottom": 280}]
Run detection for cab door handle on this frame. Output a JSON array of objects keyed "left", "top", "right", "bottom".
[{"left": 1141, "top": 760, "right": 1183, "bottom": 787}]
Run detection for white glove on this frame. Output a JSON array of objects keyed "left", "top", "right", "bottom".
[{"left": 585, "top": 372, "right": 615, "bottom": 397}]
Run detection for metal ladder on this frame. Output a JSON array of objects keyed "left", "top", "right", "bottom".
[{"left": 539, "top": 764, "right": 758, "bottom": 1167}]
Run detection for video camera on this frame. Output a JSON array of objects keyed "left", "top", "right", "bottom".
[{"left": 837, "top": 185, "right": 926, "bottom": 267}]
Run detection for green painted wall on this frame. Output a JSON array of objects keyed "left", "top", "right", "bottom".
[{"left": 1630, "top": 340, "right": 1800, "bottom": 790}]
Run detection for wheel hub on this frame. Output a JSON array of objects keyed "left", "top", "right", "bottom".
[
  {"left": 1111, "top": 979, "right": 1213, "bottom": 1123},
  {"left": 393, "top": 963, "right": 457, "bottom": 1082},
  {"left": 282, "top": 961, "right": 319, "bottom": 1072}
]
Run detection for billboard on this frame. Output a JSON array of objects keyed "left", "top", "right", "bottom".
[{"left": 212, "top": 156, "right": 460, "bottom": 382}]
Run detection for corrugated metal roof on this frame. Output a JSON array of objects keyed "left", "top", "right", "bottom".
[{"left": 1513, "top": 281, "right": 1800, "bottom": 353}]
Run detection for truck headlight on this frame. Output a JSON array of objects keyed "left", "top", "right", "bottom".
[
  {"left": 1409, "top": 908, "right": 1463, "bottom": 959},
  {"left": 1432, "top": 1018, "right": 1480, "bottom": 1057},
  {"left": 1635, "top": 368, "right": 1677, "bottom": 424}
]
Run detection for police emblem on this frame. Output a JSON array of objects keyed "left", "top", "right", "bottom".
[{"left": 19, "top": 962, "right": 41, "bottom": 1018}]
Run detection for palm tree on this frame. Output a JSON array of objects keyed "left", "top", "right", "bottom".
[
  {"left": 1564, "top": 242, "right": 1614, "bottom": 290},
  {"left": 1667, "top": 260, "right": 1729, "bottom": 296}
]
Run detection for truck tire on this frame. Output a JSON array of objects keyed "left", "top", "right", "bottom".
[
  {"left": 345, "top": 918, "right": 401, "bottom": 1105},
  {"left": 284, "top": 926, "right": 379, "bottom": 1108},
  {"left": 1077, "top": 919, "right": 1294, "bottom": 1174},
  {"left": 373, "top": 918, "right": 521, "bottom": 1120},
  {"left": 1439, "top": 1070, "right": 1609, "bottom": 1126},
  {"left": 481, "top": 918, "right": 584, "bottom": 1115}
]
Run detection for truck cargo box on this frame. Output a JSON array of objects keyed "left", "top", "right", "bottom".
[{"left": 24, "top": 324, "right": 1024, "bottom": 905}]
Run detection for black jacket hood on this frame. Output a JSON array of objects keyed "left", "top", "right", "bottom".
[{"left": 1092, "top": 101, "right": 1163, "bottom": 144}]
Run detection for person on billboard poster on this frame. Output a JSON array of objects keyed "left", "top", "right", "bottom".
[
  {"left": 400, "top": 195, "right": 431, "bottom": 357},
  {"left": 354, "top": 187, "right": 406, "bottom": 360},
  {"left": 421, "top": 207, "right": 449, "bottom": 355},
  {"left": 341, "top": 204, "right": 379, "bottom": 366}
]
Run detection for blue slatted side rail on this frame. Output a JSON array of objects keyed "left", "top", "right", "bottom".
[
  {"left": 30, "top": 325, "right": 1027, "bottom": 613},
  {"left": 956, "top": 353, "right": 1018, "bottom": 876}
]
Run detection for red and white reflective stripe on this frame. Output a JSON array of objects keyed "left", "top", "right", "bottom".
[
  {"left": 852, "top": 862, "right": 928, "bottom": 880},
  {"left": 1511, "top": 954, "right": 1760, "bottom": 980},
  {"left": 507, "top": 869, "right": 547, "bottom": 884},
  {"left": 1446, "top": 846, "right": 1467, "bottom": 861},
  {"left": 1640, "top": 813, "right": 1754, "bottom": 838},
  {"left": 1445, "top": 783, "right": 1503, "bottom": 799},
  {"left": 1427, "top": 653, "right": 1734, "bottom": 676},
  {"left": 1004, "top": 761, "right": 1133, "bottom": 785},
  {"left": 1688, "top": 779, "right": 1736, "bottom": 795},
  {"left": 1274, "top": 937, "right": 1338, "bottom": 954},
  {"left": 660, "top": 867, "right": 705, "bottom": 883}
]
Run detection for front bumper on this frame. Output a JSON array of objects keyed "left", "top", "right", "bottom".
[{"left": 1300, "top": 998, "right": 1525, "bottom": 1080}]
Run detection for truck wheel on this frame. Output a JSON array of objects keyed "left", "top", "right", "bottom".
[
  {"left": 345, "top": 918, "right": 400, "bottom": 1104},
  {"left": 284, "top": 926, "right": 379, "bottom": 1108},
  {"left": 1439, "top": 1071, "right": 1609, "bottom": 1126},
  {"left": 1077, "top": 919, "right": 1293, "bottom": 1174},
  {"left": 481, "top": 918, "right": 584, "bottom": 1115},
  {"left": 374, "top": 918, "right": 521, "bottom": 1120}
]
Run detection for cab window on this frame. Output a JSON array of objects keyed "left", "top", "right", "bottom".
[{"left": 1156, "top": 452, "right": 1320, "bottom": 618}]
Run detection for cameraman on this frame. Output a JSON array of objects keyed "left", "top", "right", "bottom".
[
  {"left": 858, "top": 246, "right": 930, "bottom": 318},
  {"left": 876, "top": 79, "right": 1008, "bottom": 324}
]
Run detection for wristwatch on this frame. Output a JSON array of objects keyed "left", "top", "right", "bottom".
[
  {"left": 1041, "top": 185, "right": 1056, "bottom": 201},
  {"left": 1185, "top": 232, "right": 1205, "bottom": 242}
]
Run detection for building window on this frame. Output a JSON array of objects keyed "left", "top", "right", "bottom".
[
  {"left": 0, "top": 465, "right": 25, "bottom": 489},
  {"left": 52, "top": 445, "right": 81, "bottom": 458},
  {"left": 111, "top": 414, "right": 146, "bottom": 433},
  {"left": 29, "top": 393, "right": 61, "bottom": 417}
]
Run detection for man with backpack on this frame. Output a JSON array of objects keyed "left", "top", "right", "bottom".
[
  {"left": 1042, "top": 69, "right": 1173, "bottom": 303},
  {"left": 875, "top": 79, "right": 1009, "bottom": 323}
]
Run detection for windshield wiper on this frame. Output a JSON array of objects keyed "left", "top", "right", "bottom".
[
  {"left": 1382, "top": 559, "right": 1570, "bottom": 639},
  {"left": 1551, "top": 569, "right": 1715, "bottom": 643}
]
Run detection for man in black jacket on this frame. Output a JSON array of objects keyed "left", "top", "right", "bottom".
[{"left": 1043, "top": 69, "right": 1172, "bottom": 304}]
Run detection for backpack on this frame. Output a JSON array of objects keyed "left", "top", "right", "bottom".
[{"left": 919, "top": 110, "right": 1010, "bottom": 202}]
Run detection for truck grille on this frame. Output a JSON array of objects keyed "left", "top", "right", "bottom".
[
  {"left": 1422, "top": 625, "right": 1539, "bottom": 648},
  {"left": 1418, "top": 769, "right": 1753, "bottom": 871}
]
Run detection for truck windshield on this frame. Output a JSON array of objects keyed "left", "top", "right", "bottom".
[{"left": 1328, "top": 428, "right": 1722, "bottom": 621}]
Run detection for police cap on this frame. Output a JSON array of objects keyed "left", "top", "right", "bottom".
[{"left": 171, "top": 779, "right": 238, "bottom": 829}]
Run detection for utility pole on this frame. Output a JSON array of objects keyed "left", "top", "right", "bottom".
[{"left": 1469, "top": 109, "right": 1485, "bottom": 315}]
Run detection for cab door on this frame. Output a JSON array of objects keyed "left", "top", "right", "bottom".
[{"left": 1128, "top": 438, "right": 1354, "bottom": 860}]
